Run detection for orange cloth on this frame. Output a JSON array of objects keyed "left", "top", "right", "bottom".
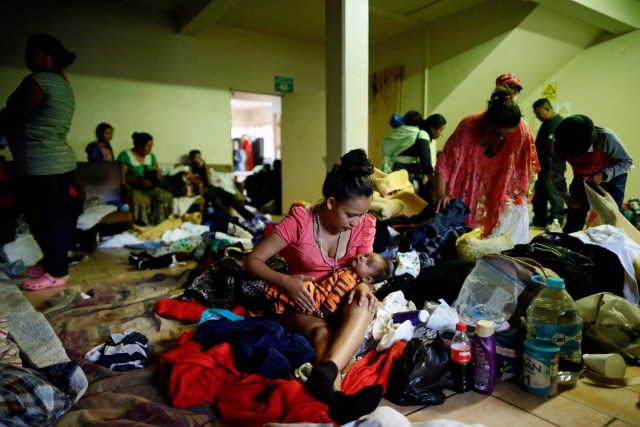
[{"left": 265, "top": 268, "right": 359, "bottom": 317}]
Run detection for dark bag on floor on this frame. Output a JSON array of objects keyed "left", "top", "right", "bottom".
[
  {"left": 385, "top": 327, "right": 453, "bottom": 406},
  {"left": 531, "top": 232, "right": 626, "bottom": 298},
  {"left": 503, "top": 240, "right": 594, "bottom": 300}
]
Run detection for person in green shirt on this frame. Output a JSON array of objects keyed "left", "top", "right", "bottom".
[{"left": 116, "top": 132, "right": 173, "bottom": 226}]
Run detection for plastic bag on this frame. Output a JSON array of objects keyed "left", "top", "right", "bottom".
[
  {"left": 577, "top": 292, "right": 640, "bottom": 363},
  {"left": 585, "top": 182, "right": 640, "bottom": 246},
  {"left": 1, "top": 223, "right": 43, "bottom": 267},
  {"left": 453, "top": 258, "right": 526, "bottom": 327},
  {"left": 385, "top": 327, "right": 453, "bottom": 406},
  {"left": 487, "top": 198, "right": 530, "bottom": 244},
  {"left": 455, "top": 228, "right": 514, "bottom": 263},
  {"left": 482, "top": 254, "right": 557, "bottom": 329}
]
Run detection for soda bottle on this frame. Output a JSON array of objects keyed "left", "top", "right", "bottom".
[
  {"left": 450, "top": 321, "right": 472, "bottom": 392},
  {"left": 526, "top": 275, "right": 583, "bottom": 385}
]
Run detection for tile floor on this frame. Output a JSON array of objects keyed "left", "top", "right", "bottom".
[{"left": 22, "top": 248, "right": 640, "bottom": 427}]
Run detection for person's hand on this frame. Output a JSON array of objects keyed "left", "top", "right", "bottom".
[
  {"left": 585, "top": 171, "right": 605, "bottom": 186},
  {"left": 140, "top": 178, "right": 153, "bottom": 189},
  {"left": 282, "top": 274, "right": 316, "bottom": 313},
  {"left": 348, "top": 283, "right": 378, "bottom": 313},
  {"left": 568, "top": 197, "right": 586, "bottom": 210},
  {"left": 431, "top": 187, "right": 450, "bottom": 214}
]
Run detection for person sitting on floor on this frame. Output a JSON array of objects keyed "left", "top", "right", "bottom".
[
  {"left": 188, "top": 149, "right": 255, "bottom": 220},
  {"left": 117, "top": 132, "right": 173, "bottom": 226},
  {"left": 245, "top": 148, "right": 384, "bottom": 424}
]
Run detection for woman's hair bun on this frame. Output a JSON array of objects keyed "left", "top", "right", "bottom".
[
  {"left": 339, "top": 148, "right": 374, "bottom": 177},
  {"left": 489, "top": 87, "right": 511, "bottom": 104},
  {"left": 132, "top": 132, "right": 139, "bottom": 139}
]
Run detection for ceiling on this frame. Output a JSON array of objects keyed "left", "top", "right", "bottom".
[{"left": 110, "top": 0, "right": 640, "bottom": 45}]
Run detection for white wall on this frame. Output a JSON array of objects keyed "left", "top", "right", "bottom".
[{"left": 0, "top": 0, "right": 326, "bottom": 207}]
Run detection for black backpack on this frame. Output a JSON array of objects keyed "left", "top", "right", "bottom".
[{"left": 503, "top": 237, "right": 595, "bottom": 300}]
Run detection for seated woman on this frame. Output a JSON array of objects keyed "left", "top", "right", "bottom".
[
  {"left": 245, "top": 149, "right": 383, "bottom": 424},
  {"left": 116, "top": 132, "right": 173, "bottom": 226},
  {"left": 86, "top": 122, "right": 114, "bottom": 162}
]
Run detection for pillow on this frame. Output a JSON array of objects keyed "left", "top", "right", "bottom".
[{"left": 209, "top": 168, "right": 239, "bottom": 196}]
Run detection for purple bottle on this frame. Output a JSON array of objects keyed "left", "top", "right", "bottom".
[
  {"left": 392, "top": 310, "right": 429, "bottom": 325},
  {"left": 472, "top": 320, "right": 496, "bottom": 395}
]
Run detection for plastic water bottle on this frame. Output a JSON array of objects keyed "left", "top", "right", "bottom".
[
  {"left": 526, "top": 276, "right": 583, "bottom": 385},
  {"left": 450, "top": 321, "right": 472, "bottom": 393}
]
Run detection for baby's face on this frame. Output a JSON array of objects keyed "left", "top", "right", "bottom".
[{"left": 351, "top": 253, "right": 385, "bottom": 282}]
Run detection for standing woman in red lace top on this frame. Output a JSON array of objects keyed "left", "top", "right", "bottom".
[{"left": 432, "top": 88, "right": 539, "bottom": 236}]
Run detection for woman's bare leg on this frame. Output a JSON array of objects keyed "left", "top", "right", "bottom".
[
  {"left": 283, "top": 312, "right": 334, "bottom": 364},
  {"left": 324, "top": 301, "right": 374, "bottom": 372}
]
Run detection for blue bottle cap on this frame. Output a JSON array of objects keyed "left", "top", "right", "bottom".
[{"left": 545, "top": 277, "right": 565, "bottom": 289}]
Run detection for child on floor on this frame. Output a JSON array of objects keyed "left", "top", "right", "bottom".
[{"left": 265, "top": 252, "right": 388, "bottom": 318}]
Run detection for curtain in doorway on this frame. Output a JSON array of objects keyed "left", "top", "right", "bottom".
[{"left": 368, "top": 66, "right": 403, "bottom": 167}]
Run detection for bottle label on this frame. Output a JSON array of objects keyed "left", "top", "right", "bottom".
[
  {"left": 451, "top": 347, "right": 471, "bottom": 364},
  {"left": 530, "top": 323, "right": 582, "bottom": 353},
  {"left": 523, "top": 352, "right": 558, "bottom": 397}
]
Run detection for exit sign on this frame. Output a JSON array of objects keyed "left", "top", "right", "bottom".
[{"left": 275, "top": 75, "right": 293, "bottom": 93}]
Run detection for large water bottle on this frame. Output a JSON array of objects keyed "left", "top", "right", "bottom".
[{"left": 526, "top": 275, "right": 583, "bottom": 385}]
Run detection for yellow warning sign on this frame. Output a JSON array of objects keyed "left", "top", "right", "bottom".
[
  {"left": 542, "top": 83, "right": 557, "bottom": 101},
  {"left": 555, "top": 102, "right": 571, "bottom": 117}
]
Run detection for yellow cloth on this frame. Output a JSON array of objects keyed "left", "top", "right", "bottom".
[
  {"left": 132, "top": 215, "right": 184, "bottom": 241},
  {"left": 370, "top": 168, "right": 427, "bottom": 219}
]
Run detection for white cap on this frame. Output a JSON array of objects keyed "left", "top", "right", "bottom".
[{"left": 475, "top": 320, "right": 495, "bottom": 338}]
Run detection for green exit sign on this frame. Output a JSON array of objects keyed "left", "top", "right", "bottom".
[{"left": 275, "top": 76, "right": 293, "bottom": 93}]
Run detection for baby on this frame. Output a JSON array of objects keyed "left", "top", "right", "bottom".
[{"left": 265, "top": 252, "right": 389, "bottom": 318}]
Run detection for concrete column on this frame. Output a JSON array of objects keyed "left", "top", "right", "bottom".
[{"left": 325, "top": 0, "right": 369, "bottom": 171}]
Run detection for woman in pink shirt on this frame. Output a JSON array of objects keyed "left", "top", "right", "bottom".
[{"left": 245, "top": 148, "right": 382, "bottom": 423}]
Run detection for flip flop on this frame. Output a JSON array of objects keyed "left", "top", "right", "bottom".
[
  {"left": 22, "top": 273, "right": 67, "bottom": 291},
  {"left": 26, "top": 266, "right": 44, "bottom": 278}
]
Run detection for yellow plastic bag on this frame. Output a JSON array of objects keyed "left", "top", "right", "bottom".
[{"left": 455, "top": 228, "right": 514, "bottom": 263}]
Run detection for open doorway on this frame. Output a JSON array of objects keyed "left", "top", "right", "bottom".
[{"left": 231, "top": 91, "right": 282, "bottom": 214}]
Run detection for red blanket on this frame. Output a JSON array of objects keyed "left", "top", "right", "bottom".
[{"left": 159, "top": 331, "right": 407, "bottom": 426}]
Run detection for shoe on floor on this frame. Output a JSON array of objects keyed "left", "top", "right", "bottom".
[
  {"left": 22, "top": 273, "right": 67, "bottom": 291},
  {"left": 26, "top": 265, "right": 45, "bottom": 278},
  {"left": 546, "top": 219, "right": 563, "bottom": 233}
]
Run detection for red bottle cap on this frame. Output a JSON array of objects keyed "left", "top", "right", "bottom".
[{"left": 456, "top": 322, "right": 467, "bottom": 331}]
